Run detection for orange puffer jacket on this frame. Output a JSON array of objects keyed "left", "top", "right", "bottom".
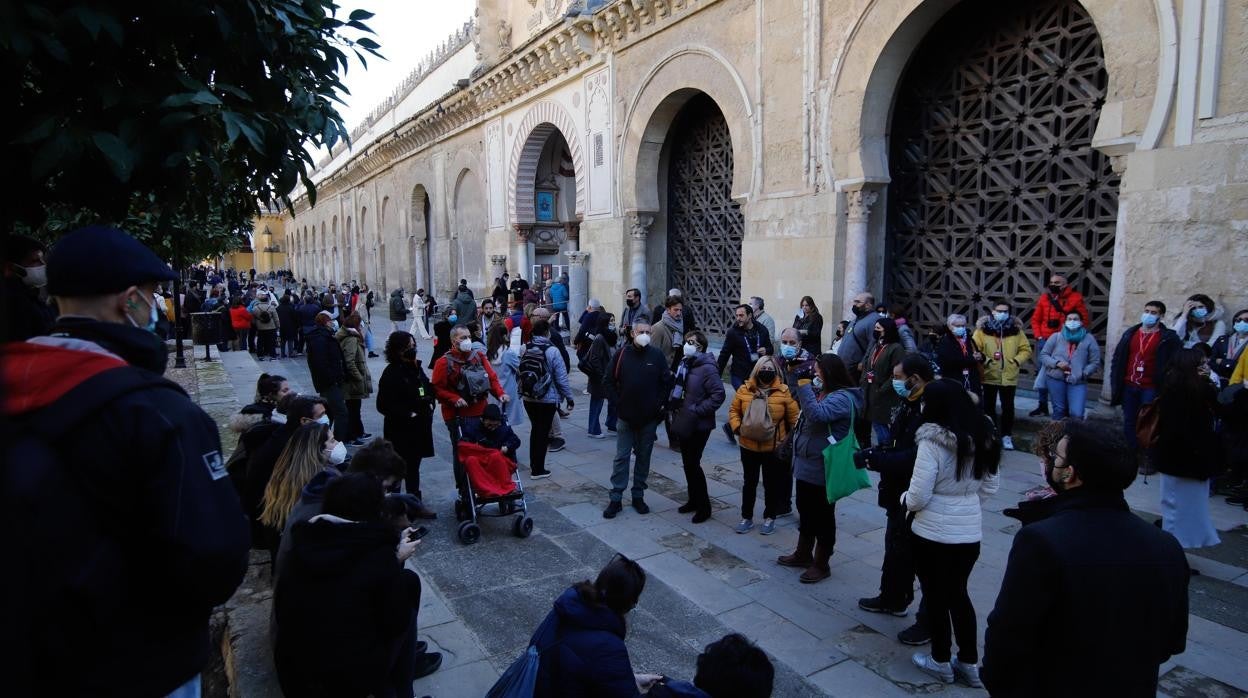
[{"left": 727, "top": 380, "right": 800, "bottom": 453}]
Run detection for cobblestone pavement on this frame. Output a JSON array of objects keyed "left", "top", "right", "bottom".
[{"left": 207, "top": 328, "right": 1248, "bottom": 697}]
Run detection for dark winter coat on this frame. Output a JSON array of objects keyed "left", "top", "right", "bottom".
[
  {"left": 605, "top": 343, "right": 673, "bottom": 425},
  {"left": 244, "top": 422, "right": 298, "bottom": 548},
  {"left": 674, "top": 351, "right": 727, "bottom": 432},
  {"left": 982, "top": 489, "right": 1189, "bottom": 697},
  {"left": 274, "top": 517, "right": 419, "bottom": 698},
  {"left": 275, "top": 468, "right": 339, "bottom": 581},
  {"left": 581, "top": 332, "right": 617, "bottom": 400},
  {"left": 376, "top": 361, "right": 436, "bottom": 466},
  {"left": 867, "top": 391, "right": 925, "bottom": 511},
  {"left": 935, "top": 333, "right": 983, "bottom": 393},
  {"left": 336, "top": 327, "right": 373, "bottom": 400},
  {"left": 1109, "top": 324, "right": 1182, "bottom": 405},
  {"left": 716, "top": 323, "right": 772, "bottom": 382},
  {"left": 860, "top": 341, "right": 907, "bottom": 424},
  {"left": 1210, "top": 332, "right": 1248, "bottom": 380},
  {"left": 304, "top": 325, "right": 346, "bottom": 393},
  {"left": 296, "top": 300, "right": 320, "bottom": 330},
  {"left": 460, "top": 418, "right": 522, "bottom": 454},
  {"left": 277, "top": 299, "right": 299, "bottom": 340},
  {"left": 1156, "top": 379, "right": 1223, "bottom": 481},
  {"left": 2, "top": 274, "right": 55, "bottom": 342},
  {"left": 1, "top": 319, "right": 249, "bottom": 697},
  {"left": 792, "top": 310, "right": 824, "bottom": 356},
  {"left": 530, "top": 588, "right": 640, "bottom": 698}
]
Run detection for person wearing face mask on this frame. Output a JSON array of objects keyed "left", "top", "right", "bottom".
[
  {"left": 836, "top": 292, "right": 882, "bottom": 379},
  {"left": 509, "top": 272, "right": 530, "bottom": 305},
  {"left": 829, "top": 320, "right": 851, "bottom": 354},
  {"left": 1038, "top": 312, "right": 1101, "bottom": 420},
  {"left": 261, "top": 422, "right": 344, "bottom": 557},
  {"left": 602, "top": 319, "right": 674, "bottom": 518},
  {"left": 305, "top": 310, "right": 351, "bottom": 443},
  {"left": 778, "top": 328, "right": 817, "bottom": 386},
  {"left": 1110, "top": 300, "right": 1181, "bottom": 456},
  {"left": 583, "top": 313, "right": 619, "bottom": 438},
  {"left": 1211, "top": 308, "right": 1248, "bottom": 382},
  {"left": 2, "top": 233, "right": 56, "bottom": 342},
  {"left": 982, "top": 421, "right": 1189, "bottom": 697},
  {"left": 1028, "top": 274, "right": 1089, "bottom": 417},
  {"left": 651, "top": 296, "right": 687, "bottom": 449},
  {"left": 228, "top": 295, "right": 254, "bottom": 352},
  {"left": 792, "top": 296, "right": 824, "bottom": 357},
  {"left": 934, "top": 314, "right": 984, "bottom": 398},
  {"left": 1153, "top": 348, "right": 1224, "bottom": 550},
  {"left": 727, "top": 356, "right": 800, "bottom": 536},
  {"left": 245, "top": 396, "right": 331, "bottom": 548},
  {"left": 860, "top": 317, "right": 908, "bottom": 445},
  {"left": 972, "top": 302, "right": 1032, "bottom": 451},
  {"left": 376, "top": 332, "right": 438, "bottom": 514},
  {"left": 0, "top": 225, "right": 250, "bottom": 697},
  {"left": 1172, "top": 293, "right": 1226, "bottom": 349},
  {"left": 486, "top": 322, "right": 525, "bottom": 427},
  {"left": 335, "top": 312, "right": 374, "bottom": 446},
  {"left": 430, "top": 326, "right": 508, "bottom": 492},
  {"left": 717, "top": 304, "right": 773, "bottom": 443},
  {"left": 620, "top": 287, "right": 648, "bottom": 341},
  {"left": 668, "top": 331, "right": 727, "bottom": 523}
]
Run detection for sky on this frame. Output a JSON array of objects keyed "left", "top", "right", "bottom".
[{"left": 334, "top": 0, "right": 476, "bottom": 135}]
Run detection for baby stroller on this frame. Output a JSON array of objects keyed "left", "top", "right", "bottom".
[{"left": 451, "top": 415, "right": 534, "bottom": 544}]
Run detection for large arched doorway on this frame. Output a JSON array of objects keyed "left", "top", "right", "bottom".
[
  {"left": 885, "top": 0, "right": 1118, "bottom": 343},
  {"left": 409, "top": 185, "right": 432, "bottom": 292},
  {"left": 515, "top": 124, "right": 579, "bottom": 287},
  {"left": 664, "top": 93, "right": 743, "bottom": 338}
]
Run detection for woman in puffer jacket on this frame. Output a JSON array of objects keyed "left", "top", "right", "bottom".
[
  {"left": 903, "top": 378, "right": 1001, "bottom": 688},
  {"left": 669, "top": 330, "right": 727, "bottom": 524},
  {"left": 727, "top": 356, "right": 800, "bottom": 536}
]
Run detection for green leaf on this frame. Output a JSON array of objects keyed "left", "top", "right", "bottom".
[
  {"left": 92, "top": 132, "right": 135, "bottom": 181},
  {"left": 356, "top": 37, "right": 380, "bottom": 50},
  {"left": 190, "top": 90, "right": 222, "bottom": 105},
  {"left": 348, "top": 9, "right": 375, "bottom": 21}
]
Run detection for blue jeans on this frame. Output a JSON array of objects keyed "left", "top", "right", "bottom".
[
  {"left": 611, "top": 418, "right": 658, "bottom": 501},
  {"left": 1046, "top": 377, "right": 1087, "bottom": 420},
  {"left": 731, "top": 375, "right": 745, "bottom": 391},
  {"left": 1121, "top": 384, "right": 1158, "bottom": 450},
  {"left": 588, "top": 396, "right": 618, "bottom": 435},
  {"left": 873, "top": 422, "right": 892, "bottom": 447}
]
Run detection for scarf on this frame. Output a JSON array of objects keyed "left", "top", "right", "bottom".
[
  {"left": 661, "top": 312, "right": 684, "bottom": 336},
  {"left": 1062, "top": 326, "right": 1087, "bottom": 343},
  {"left": 986, "top": 316, "right": 1011, "bottom": 333}
]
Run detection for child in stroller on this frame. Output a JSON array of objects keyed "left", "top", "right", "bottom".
[
  {"left": 453, "top": 404, "right": 533, "bottom": 543},
  {"left": 461, "top": 404, "right": 521, "bottom": 457}
]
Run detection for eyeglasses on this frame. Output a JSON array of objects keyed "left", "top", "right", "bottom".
[{"left": 1046, "top": 449, "right": 1069, "bottom": 467}]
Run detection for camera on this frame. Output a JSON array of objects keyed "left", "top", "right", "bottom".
[{"left": 853, "top": 447, "right": 877, "bottom": 471}]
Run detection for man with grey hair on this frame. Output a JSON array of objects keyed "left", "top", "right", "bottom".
[
  {"left": 837, "top": 291, "right": 882, "bottom": 381},
  {"left": 751, "top": 296, "right": 777, "bottom": 355},
  {"left": 603, "top": 318, "right": 673, "bottom": 518}
]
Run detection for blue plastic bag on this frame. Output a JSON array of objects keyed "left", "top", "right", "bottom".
[{"left": 485, "top": 645, "right": 540, "bottom": 698}]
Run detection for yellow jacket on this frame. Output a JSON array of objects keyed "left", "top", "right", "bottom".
[
  {"left": 973, "top": 318, "right": 1033, "bottom": 386},
  {"left": 727, "top": 380, "right": 799, "bottom": 453},
  {"left": 1232, "top": 347, "right": 1248, "bottom": 385}
]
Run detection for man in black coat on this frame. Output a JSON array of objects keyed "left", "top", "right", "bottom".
[
  {"left": 717, "top": 304, "right": 771, "bottom": 443},
  {"left": 1109, "top": 299, "right": 1182, "bottom": 457},
  {"left": 2, "top": 234, "right": 56, "bottom": 342},
  {"left": 855, "top": 355, "right": 934, "bottom": 645},
  {"left": 981, "top": 421, "right": 1189, "bottom": 696},
  {"left": 603, "top": 318, "right": 674, "bottom": 518},
  {"left": 1, "top": 226, "right": 250, "bottom": 697},
  {"left": 304, "top": 310, "right": 350, "bottom": 441}
]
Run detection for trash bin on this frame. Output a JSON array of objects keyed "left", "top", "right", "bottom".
[{"left": 190, "top": 312, "right": 222, "bottom": 346}]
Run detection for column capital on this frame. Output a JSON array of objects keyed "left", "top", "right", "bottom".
[
  {"left": 563, "top": 221, "right": 581, "bottom": 241},
  {"left": 490, "top": 254, "right": 508, "bottom": 266},
  {"left": 629, "top": 212, "right": 655, "bottom": 240},
  {"left": 845, "top": 189, "right": 880, "bottom": 222},
  {"left": 513, "top": 224, "right": 532, "bottom": 242},
  {"left": 566, "top": 250, "right": 591, "bottom": 266}
]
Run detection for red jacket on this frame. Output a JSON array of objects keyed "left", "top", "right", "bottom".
[
  {"left": 229, "top": 305, "right": 253, "bottom": 331},
  {"left": 430, "top": 349, "right": 504, "bottom": 421},
  {"left": 1031, "top": 288, "right": 1089, "bottom": 340}
]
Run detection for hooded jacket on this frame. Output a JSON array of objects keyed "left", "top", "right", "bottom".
[
  {"left": 336, "top": 326, "right": 373, "bottom": 400},
  {"left": 1031, "top": 286, "right": 1089, "bottom": 341},
  {"left": 1, "top": 319, "right": 250, "bottom": 697},
  {"left": 1172, "top": 306, "right": 1226, "bottom": 349},
  {"left": 972, "top": 316, "right": 1033, "bottom": 386},
  {"left": 728, "top": 378, "right": 800, "bottom": 454},
  {"left": 522, "top": 335, "right": 574, "bottom": 404},
  {"left": 274, "top": 468, "right": 339, "bottom": 581},
  {"left": 676, "top": 351, "right": 727, "bottom": 432},
  {"left": 530, "top": 587, "right": 639, "bottom": 698},
  {"left": 903, "top": 423, "right": 1000, "bottom": 544},
  {"left": 388, "top": 288, "right": 407, "bottom": 321},
  {"left": 304, "top": 324, "right": 346, "bottom": 393}
]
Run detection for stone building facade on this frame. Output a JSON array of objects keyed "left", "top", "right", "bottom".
[
  {"left": 283, "top": 0, "right": 1248, "bottom": 377},
  {"left": 222, "top": 210, "right": 288, "bottom": 274}
]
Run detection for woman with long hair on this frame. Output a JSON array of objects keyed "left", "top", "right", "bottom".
[
  {"left": 793, "top": 296, "right": 824, "bottom": 356},
  {"left": 584, "top": 312, "right": 619, "bottom": 437},
  {"left": 376, "top": 331, "right": 437, "bottom": 502},
  {"left": 860, "top": 317, "right": 907, "bottom": 445},
  {"left": 528, "top": 555, "right": 651, "bottom": 696},
  {"left": 780, "top": 354, "right": 863, "bottom": 583},
  {"left": 1155, "top": 347, "right": 1222, "bottom": 549},
  {"left": 727, "top": 355, "right": 800, "bottom": 536},
  {"left": 261, "top": 422, "right": 343, "bottom": 535},
  {"left": 671, "top": 330, "right": 727, "bottom": 523},
  {"left": 486, "top": 322, "right": 524, "bottom": 426},
  {"left": 904, "top": 379, "right": 1001, "bottom": 687}
]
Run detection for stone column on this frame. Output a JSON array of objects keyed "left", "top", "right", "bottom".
[
  {"left": 413, "top": 239, "right": 428, "bottom": 292},
  {"left": 564, "top": 221, "right": 581, "bottom": 253},
  {"left": 1101, "top": 154, "right": 1130, "bottom": 403},
  {"left": 628, "top": 213, "right": 654, "bottom": 303},
  {"left": 514, "top": 225, "right": 533, "bottom": 283},
  {"left": 843, "top": 188, "right": 879, "bottom": 316},
  {"left": 489, "top": 254, "right": 508, "bottom": 284},
  {"left": 566, "top": 250, "right": 590, "bottom": 336}
]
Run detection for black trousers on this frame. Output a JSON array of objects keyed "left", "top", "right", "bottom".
[
  {"left": 404, "top": 457, "right": 424, "bottom": 500},
  {"left": 257, "top": 328, "right": 278, "bottom": 358},
  {"left": 680, "top": 428, "right": 713, "bottom": 511},
  {"left": 982, "top": 384, "right": 1016, "bottom": 436},
  {"left": 346, "top": 398, "right": 364, "bottom": 441},
  {"left": 740, "top": 448, "right": 788, "bottom": 520},
  {"left": 795, "top": 479, "right": 837, "bottom": 549},
  {"left": 879, "top": 506, "right": 917, "bottom": 606},
  {"left": 524, "top": 401, "right": 557, "bottom": 474},
  {"left": 912, "top": 533, "right": 981, "bottom": 664}
]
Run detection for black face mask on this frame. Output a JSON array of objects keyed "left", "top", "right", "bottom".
[
  {"left": 756, "top": 370, "right": 776, "bottom": 385},
  {"left": 1048, "top": 285, "right": 1062, "bottom": 295},
  {"left": 873, "top": 331, "right": 883, "bottom": 342},
  {"left": 402, "top": 348, "right": 417, "bottom": 361},
  {"left": 852, "top": 305, "right": 869, "bottom": 318},
  {"left": 626, "top": 298, "right": 638, "bottom": 308}
]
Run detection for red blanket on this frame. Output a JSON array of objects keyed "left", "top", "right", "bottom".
[{"left": 458, "top": 441, "right": 518, "bottom": 497}]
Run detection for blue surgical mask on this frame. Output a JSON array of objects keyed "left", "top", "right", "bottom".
[
  {"left": 1235, "top": 321, "right": 1248, "bottom": 334},
  {"left": 811, "top": 376, "right": 823, "bottom": 391},
  {"left": 892, "top": 378, "right": 911, "bottom": 398},
  {"left": 952, "top": 326, "right": 967, "bottom": 338},
  {"left": 780, "top": 344, "right": 799, "bottom": 360},
  {"left": 448, "top": 314, "right": 458, "bottom": 323},
  {"left": 993, "top": 312, "right": 1009, "bottom": 323},
  {"left": 316, "top": 414, "right": 331, "bottom": 425},
  {"left": 1065, "top": 319, "right": 1083, "bottom": 331},
  {"left": 1192, "top": 307, "right": 1209, "bottom": 320},
  {"left": 1141, "top": 313, "right": 1159, "bottom": 327}
]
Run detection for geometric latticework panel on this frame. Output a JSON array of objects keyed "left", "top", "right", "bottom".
[
  {"left": 667, "top": 94, "right": 743, "bottom": 339},
  {"left": 886, "top": 0, "right": 1119, "bottom": 347}
]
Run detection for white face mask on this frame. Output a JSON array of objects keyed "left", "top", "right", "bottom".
[
  {"left": 682, "top": 342, "right": 698, "bottom": 357},
  {"left": 270, "top": 412, "right": 287, "bottom": 425},
  {"left": 634, "top": 333, "right": 651, "bottom": 348},
  {"left": 19, "top": 264, "right": 47, "bottom": 288},
  {"left": 326, "top": 441, "right": 347, "bottom": 465},
  {"left": 315, "top": 414, "right": 331, "bottom": 425},
  {"left": 458, "top": 339, "right": 473, "bottom": 353}
]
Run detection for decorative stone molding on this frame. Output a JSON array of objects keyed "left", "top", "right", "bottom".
[
  {"left": 845, "top": 189, "right": 879, "bottom": 222},
  {"left": 490, "top": 254, "right": 509, "bottom": 265},
  {"left": 563, "top": 221, "right": 581, "bottom": 241},
  {"left": 509, "top": 101, "right": 587, "bottom": 224},
  {"left": 514, "top": 224, "right": 533, "bottom": 242},
  {"left": 566, "top": 250, "right": 591, "bottom": 265},
  {"left": 629, "top": 212, "right": 654, "bottom": 239}
]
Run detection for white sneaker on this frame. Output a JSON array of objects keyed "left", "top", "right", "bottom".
[
  {"left": 587, "top": 432, "right": 607, "bottom": 440},
  {"left": 911, "top": 653, "right": 954, "bottom": 684},
  {"left": 1002, "top": 435, "right": 1015, "bottom": 451},
  {"left": 951, "top": 658, "right": 983, "bottom": 688}
]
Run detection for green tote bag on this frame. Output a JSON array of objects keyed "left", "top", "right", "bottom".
[{"left": 823, "top": 404, "right": 871, "bottom": 503}]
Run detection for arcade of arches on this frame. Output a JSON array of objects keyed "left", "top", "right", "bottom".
[{"left": 282, "top": 0, "right": 1246, "bottom": 385}]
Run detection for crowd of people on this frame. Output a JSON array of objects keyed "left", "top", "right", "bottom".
[{"left": 1, "top": 226, "right": 1236, "bottom": 696}]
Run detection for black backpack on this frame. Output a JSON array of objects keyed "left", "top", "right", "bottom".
[
  {"left": 390, "top": 294, "right": 406, "bottom": 315},
  {"left": 518, "top": 342, "right": 553, "bottom": 399},
  {"left": 256, "top": 308, "right": 272, "bottom": 324}
]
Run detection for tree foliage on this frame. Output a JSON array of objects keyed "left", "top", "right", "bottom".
[{"left": 3, "top": 0, "right": 381, "bottom": 256}]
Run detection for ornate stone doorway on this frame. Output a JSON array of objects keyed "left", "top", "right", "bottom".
[
  {"left": 885, "top": 0, "right": 1118, "bottom": 342},
  {"left": 665, "top": 94, "right": 743, "bottom": 339}
]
